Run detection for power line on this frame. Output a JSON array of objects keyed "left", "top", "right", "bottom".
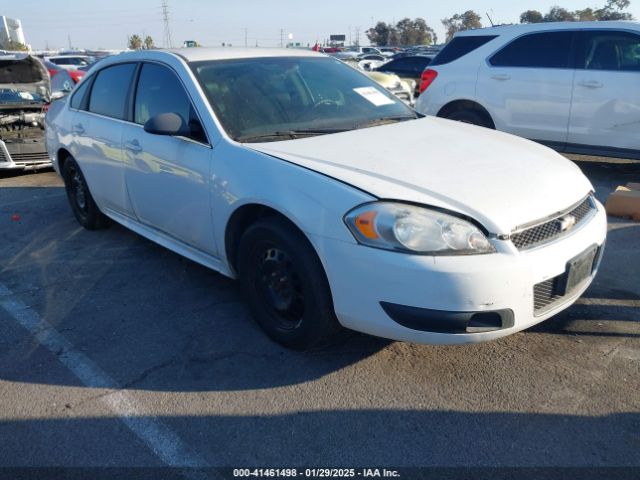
[{"left": 161, "top": 0, "right": 173, "bottom": 48}]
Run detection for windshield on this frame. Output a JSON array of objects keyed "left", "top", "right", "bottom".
[{"left": 192, "top": 56, "right": 417, "bottom": 142}]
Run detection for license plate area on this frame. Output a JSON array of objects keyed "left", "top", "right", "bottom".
[{"left": 555, "top": 245, "right": 599, "bottom": 296}]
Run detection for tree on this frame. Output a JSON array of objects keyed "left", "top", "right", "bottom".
[
  {"left": 366, "top": 22, "right": 392, "bottom": 46},
  {"left": 520, "top": 10, "right": 544, "bottom": 23},
  {"left": 1, "top": 40, "right": 28, "bottom": 51},
  {"left": 544, "top": 7, "right": 576, "bottom": 22},
  {"left": 413, "top": 18, "right": 437, "bottom": 45},
  {"left": 575, "top": 8, "right": 598, "bottom": 20},
  {"left": 595, "top": 0, "right": 633, "bottom": 19},
  {"left": 128, "top": 34, "right": 143, "bottom": 50},
  {"left": 442, "top": 10, "right": 482, "bottom": 42},
  {"left": 367, "top": 18, "right": 435, "bottom": 46},
  {"left": 521, "top": 1, "right": 634, "bottom": 25},
  {"left": 144, "top": 35, "right": 155, "bottom": 50}
]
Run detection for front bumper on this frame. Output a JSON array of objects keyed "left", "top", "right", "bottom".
[
  {"left": 0, "top": 140, "right": 52, "bottom": 171},
  {"left": 314, "top": 200, "right": 608, "bottom": 345}
]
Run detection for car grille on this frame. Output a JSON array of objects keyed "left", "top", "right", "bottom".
[
  {"left": 8, "top": 151, "right": 50, "bottom": 165},
  {"left": 533, "top": 276, "right": 564, "bottom": 313},
  {"left": 0, "top": 147, "right": 7, "bottom": 163},
  {"left": 511, "top": 196, "right": 595, "bottom": 250}
]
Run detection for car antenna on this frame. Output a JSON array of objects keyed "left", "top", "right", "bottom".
[{"left": 486, "top": 12, "right": 495, "bottom": 27}]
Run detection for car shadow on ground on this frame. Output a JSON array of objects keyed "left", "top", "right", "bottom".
[
  {"left": 0, "top": 410, "right": 639, "bottom": 469},
  {"left": 0, "top": 185, "right": 391, "bottom": 392}
]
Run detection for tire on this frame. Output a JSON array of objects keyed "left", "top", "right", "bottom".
[
  {"left": 445, "top": 109, "right": 494, "bottom": 129},
  {"left": 62, "top": 157, "right": 109, "bottom": 230},
  {"left": 237, "top": 216, "right": 341, "bottom": 350}
]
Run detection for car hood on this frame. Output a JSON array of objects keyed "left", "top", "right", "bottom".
[
  {"left": 0, "top": 54, "right": 51, "bottom": 103},
  {"left": 245, "top": 117, "right": 593, "bottom": 235}
]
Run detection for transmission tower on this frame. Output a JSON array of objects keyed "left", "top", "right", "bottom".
[{"left": 161, "top": 0, "right": 174, "bottom": 48}]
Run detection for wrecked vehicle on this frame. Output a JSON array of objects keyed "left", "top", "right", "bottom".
[{"left": 0, "top": 54, "right": 73, "bottom": 171}]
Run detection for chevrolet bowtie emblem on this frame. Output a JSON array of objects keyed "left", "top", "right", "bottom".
[{"left": 558, "top": 214, "right": 577, "bottom": 232}]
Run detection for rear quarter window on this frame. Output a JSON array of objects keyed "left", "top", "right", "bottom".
[{"left": 430, "top": 36, "right": 498, "bottom": 66}]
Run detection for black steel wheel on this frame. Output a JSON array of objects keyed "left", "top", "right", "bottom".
[
  {"left": 238, "top": 216, "right": 340, "bottom": 349},
  {"left": 62, "top": 157, "right": 108, "bottom": 230}
]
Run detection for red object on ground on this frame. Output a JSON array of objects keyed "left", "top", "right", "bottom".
[{"left": 11, "top": 214, "right": 21, "bottom": 222}]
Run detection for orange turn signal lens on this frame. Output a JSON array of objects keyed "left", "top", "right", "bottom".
[{"left": 354, "top": 211, "right": 379, "bottom": 240}]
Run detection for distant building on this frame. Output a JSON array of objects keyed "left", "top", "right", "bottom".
[{"left": 0, "top": 16, "right": 27, "bottom": 48}]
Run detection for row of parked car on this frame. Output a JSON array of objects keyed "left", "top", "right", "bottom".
[
  {"left": 326, "top": 46, "right": 441, "bottom": 106},
  {"left": 4, "top": 20, "right": 640, "bottom": 175}
]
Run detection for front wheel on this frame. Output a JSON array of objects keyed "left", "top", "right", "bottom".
[
  {"left": 62, "top": 157, "right": 109, "bottom": 230},
  {"left": 237, "top": 217, "right": 341, "bottom": 350}
]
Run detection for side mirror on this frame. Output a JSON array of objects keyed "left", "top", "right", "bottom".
[{"left": 144, "top": 112, "right": 189, "bottom": 136}]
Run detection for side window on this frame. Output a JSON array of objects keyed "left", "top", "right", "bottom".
[
  {"left": 431, "top": 36, "right": 498, "bottom": 66},
  {"left": 583, "top": 31, "right": 640, "bottom": 71},
  {"left": 70, "top": 77, "right": 91, "bottom": 110},
  {"left": 490, "top": 31, "right": 574, "bottom": 69},
  {"left": 134, "top": 63, "right": 207, "bottom": 144},
  {"left": 88, "top": 63, "right": 136, "bottom": 120}
]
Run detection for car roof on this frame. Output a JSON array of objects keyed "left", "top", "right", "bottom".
[
  {"left": 166, "top": 47, "right": 321, "bottom": 62},
  {"left": 46, "top": 55, "right": 90, "bottom": 59},
  {"left": 455, "top": 20, "right": 640, "bottom": 37}
]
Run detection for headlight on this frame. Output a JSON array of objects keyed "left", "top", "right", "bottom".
[{"left": 344, "top": 202, "right": 495, "bottom": 255}]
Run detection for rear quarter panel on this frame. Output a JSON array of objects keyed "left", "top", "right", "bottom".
[{"left": 44, "top": 97, "right": 73, "bottom": 175}]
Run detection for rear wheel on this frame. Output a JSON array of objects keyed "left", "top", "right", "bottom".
[
  {"left": 237, "top": 217, "right": 340, "bottom": 350},
  {"left": 445, "top": 109, "right": 494, "bottom": 129},
  {"left": 62, "top": 157, "right": 109, "bottom": 230}
]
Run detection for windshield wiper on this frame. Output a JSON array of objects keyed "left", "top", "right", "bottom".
[
  {"left": 237, "top": 128, "right": 349, "bottom": 143},
  {"left": 354, "top": 115, "right": 418, "bottom": 130}
]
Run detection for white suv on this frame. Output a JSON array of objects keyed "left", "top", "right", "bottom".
[{"left": 415, "top": 21, "right": 640, "bottom": 159}]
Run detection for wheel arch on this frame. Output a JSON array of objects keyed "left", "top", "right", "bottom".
[
  {"left": 224, "top": 203, "right": 314, "bottom": 278},
  {"left": 437, "top": 100, "right": 495, "bottom": 129},
  {"left": 57, "top": 148, "right": 73, "bottom": 173}
]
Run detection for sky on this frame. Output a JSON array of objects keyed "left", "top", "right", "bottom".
[{"left": 4, "top": 0, "right": 640, "bottom": 50}]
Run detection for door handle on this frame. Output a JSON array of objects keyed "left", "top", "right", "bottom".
[
  {"left": 124, "top": 140, "right": 142, "bottom": 153},
  {"left": 491, "top": 74, "right": 511, "bottom": 81},
  {"left": 72, "top": 124, "right": 85, "bottom": 134},
  {"left": 578, "top": 80, "right": 603, "bottom": 89}
]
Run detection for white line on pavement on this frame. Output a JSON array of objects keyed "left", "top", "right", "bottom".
[{"left": 0, "top": 282, "right": 211, "bottom": 472}]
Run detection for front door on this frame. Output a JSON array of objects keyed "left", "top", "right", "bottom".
[{"left": 122, "top": 62, "right": 217, "bottom": 255}]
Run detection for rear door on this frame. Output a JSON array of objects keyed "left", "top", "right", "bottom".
[
  {"left": 477, "top": 31, "right": 577, "bottom": 145},
  {"left": 70, "top": 62, "right": 137, "bottom": 215},
  {"left": 568, "top": 29, "right": 640, "bottom": 153},
  {"left": 122, "top": 62, "right": 216, "bottom": 254}
]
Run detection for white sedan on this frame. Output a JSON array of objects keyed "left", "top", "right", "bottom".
[{"left": 45, "top": 48, "right": 607, "bottom": 349}]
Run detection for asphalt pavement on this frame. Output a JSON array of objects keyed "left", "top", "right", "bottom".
[{"left": 0, "top": 157, "right": 638, "bottom": 476}]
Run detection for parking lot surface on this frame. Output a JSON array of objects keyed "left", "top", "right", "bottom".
[{"left": 0, "top": 157, "right": 639, "bottom": 472}]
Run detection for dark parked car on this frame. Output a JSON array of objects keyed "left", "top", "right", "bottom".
[{"left": 374, "top": 55, "right": 434, "bottom": 96}]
